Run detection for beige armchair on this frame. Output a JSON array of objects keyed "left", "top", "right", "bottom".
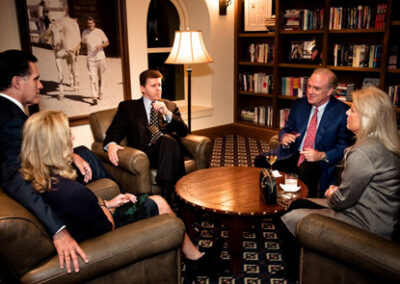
[
  {"left": 0, "top": 179, "right": 185, "bottom": 284},
  {"left": 89, "top": 108, "right": 212, "bottom": 194}
]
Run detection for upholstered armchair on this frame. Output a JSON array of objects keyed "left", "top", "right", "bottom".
[
  {"left": 296, "top": 214, "right": 400, "bottom": 284},
  {"left": 89, "top": 108, "right": 212, "bottom": 195},
  {"left": 0, "top": 179, "right": 185, "bottom": 284}
]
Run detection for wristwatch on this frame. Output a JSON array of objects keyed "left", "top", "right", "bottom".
[{"left": 321, "top": 152, "right": 328, "bottom": 162}]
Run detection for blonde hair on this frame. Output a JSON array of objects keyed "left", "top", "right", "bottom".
[
  {"left": 20, "top": 110, "right": 76, "bottom": 193},
  {"left": 351, "top": 86, "right": 400, "bottom": 156}
]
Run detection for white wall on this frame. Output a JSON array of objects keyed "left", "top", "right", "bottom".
[{"left": 0, "top": 0, "right": 235, "bottom": 148}]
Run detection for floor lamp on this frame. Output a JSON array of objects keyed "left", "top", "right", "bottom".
[{"left": 165, "top": 29, "right": 213, "bottom": 133}]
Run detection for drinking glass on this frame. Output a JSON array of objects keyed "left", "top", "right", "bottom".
[{"left": 266, "top": 147, "right": 278, "bottom": 170}]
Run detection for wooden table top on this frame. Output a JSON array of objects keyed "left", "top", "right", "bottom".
[{"left": 175, "top": 166, "right": 308, "bottom": 216}]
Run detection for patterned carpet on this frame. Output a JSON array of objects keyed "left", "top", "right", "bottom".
[{"left": 180, "top": 135, "right": 295, "bottom": 284}]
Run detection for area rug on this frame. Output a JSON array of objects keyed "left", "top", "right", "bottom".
[{"left": 180, "top": 135, "right": 295, "bottom": 284}]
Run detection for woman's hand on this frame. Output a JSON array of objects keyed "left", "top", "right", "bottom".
[
  {"left": 325, "top": 185, "right": 338, "bottom": 198},
  {"left": 106, "top": 193, "right": 137, "bottom": 209}
]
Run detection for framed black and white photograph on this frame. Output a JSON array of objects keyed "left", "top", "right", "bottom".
[
  {"left": 16, "top": 0, "right": 131, "bottom": 126},
  {"left": 244, "top": 0, "right": 274, "bottom": 32}
]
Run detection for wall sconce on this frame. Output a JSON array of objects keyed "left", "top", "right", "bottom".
[{"left": 219, "top": 0, "right": 232, "bottom": 15}]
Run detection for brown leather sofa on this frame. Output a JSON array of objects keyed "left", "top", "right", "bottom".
[
  {"left": 0, "top": 179, "right": 185, "bottom": 284},
  {"left": 296, "top": 214, "right": 400, "bottom": 284},
  {"left": 89, "top": 108, "right": 212, "bottom": 194}
]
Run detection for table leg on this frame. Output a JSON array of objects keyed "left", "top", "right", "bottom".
[{"left": 224, "top": 215, "right": 247, "bottom": 274}]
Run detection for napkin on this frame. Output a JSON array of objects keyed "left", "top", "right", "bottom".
[{"left": 279, "top": 183, "right": 301, "bottom": 192}]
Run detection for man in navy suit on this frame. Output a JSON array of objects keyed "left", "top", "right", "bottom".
[
  {"left": 0, "top": 50, "right": 93, "bottom": 273},
  {"left": 104, "top": 70, "right": 188, "bottom": 203},
  {"left": 255, "top": 68, "right": 353, "bottom": 196}
]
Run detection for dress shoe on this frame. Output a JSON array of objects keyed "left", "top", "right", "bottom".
[
  {"left": 185, "top": 252, "right": 224, "bottom": 274},
  {"left": 200, "top": 237, "right": 223, "bottom": 259}
]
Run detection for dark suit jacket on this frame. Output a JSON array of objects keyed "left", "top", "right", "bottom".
[
  {"left": 278, "top": 96, "right": 353, "bottom": 190},
  {"left": 104, "top": 97, "right": 188, "bottom": 151},
  {"left": 0, "top": 96, "right": 64, "bottom": 235}
]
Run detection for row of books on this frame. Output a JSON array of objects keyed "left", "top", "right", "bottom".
[
  {"left": 284, "top": 8, "right": 324, "bottom": 31},
  {"left": 335, "top": 83, "right": 355, "bottom": 102},
  {"left": 329, "top": 4, "right": 387, "bottom": 30},
  {"left": 246, "top": 43, "right": 274, "bottom": 64},
  {"left": 238, "top": 73, "right": 273, "bottom": 94},
  {"left": 332, "top": 44, "right": 382, "bottom": 68},
  {"left": 241, "top": 106, "right": 273, "bottom": 127},
  {"left": 281, "top": 77, "right": 308, "bottom": 97},
  {"left": 279, "top": 108, "right": 291, "bottom": 128},
  {"left": 388, "top": 85, "right": 400, "bottom": 107}
]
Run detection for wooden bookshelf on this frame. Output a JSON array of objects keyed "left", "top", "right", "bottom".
[{"left": 234, "top": 0, "right": 399, "bottom": 132}]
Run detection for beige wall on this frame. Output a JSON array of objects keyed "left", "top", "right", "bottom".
[{"left": 0, "top": 0, "right": 234, "bottom": 148}]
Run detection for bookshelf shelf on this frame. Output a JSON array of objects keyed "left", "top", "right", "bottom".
[
  {"left": 387, "top": 69, "right": 400, "bottom": 74},
  {"left": 239, "top": 61, "right": 274, "bottom": 67},
  {"left": 238, "top": 33, "right": 275, "bottom": 38},
  {"left": 278, "top": 63, "right": 320, "bottom": 69},
  {"left": 278, "top": 95, "right": 300, "bottom": 101},
  {"left": 280, "top": 30, "right": 323, "bottom": 35},
  {"left": 327, "top": 66, "right": 381, "bottom": 72},
  {"left": 328, "top": 28, "right": 384, "bottom": 34},
  {"left": 234, "top": 0, "right": 398, "bottom": 130},
  {"left": 238, "top": 91, "right": 274, "bottom": 98}
]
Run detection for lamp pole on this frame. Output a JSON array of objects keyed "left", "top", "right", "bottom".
[{"left": 187, "top": 66, "right": 192, "bottom": 134}]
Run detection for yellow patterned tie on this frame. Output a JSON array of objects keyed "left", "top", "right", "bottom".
[{"left": 149, "top": 103, "right": 163, "bottom": 144}]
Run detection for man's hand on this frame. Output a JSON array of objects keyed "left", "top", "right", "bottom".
[
  {"left": 280, "top": 133, "right": 300, "bottom": 146},
  {"left": 72, "top": 153, "right": 92, "bottom": 183},
  {"left": 325, "top": 185, "right": 338, "bottom": 198},
  {"left": 107, "top": 143, "right": 125, "bottom": 166},
  {"left": 152, "top": 101, "right": 172, "bottom": 117},
  {"left": 53, "top": 229, "right": 88, "bottom": 273},
  {"left": 106, "top": 193, "right": 137, "bottom": 209},
  {"left": 300, "top": 148, "right": 324, "bottom": 162}
]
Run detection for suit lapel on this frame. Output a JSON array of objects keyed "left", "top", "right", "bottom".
[
  {"left": 298, "top": 103, "right": 312, "bottom": 139},
  {"left": 138, "top": 97, "right": 150, "bottom": 125},
  {"left": 315, "top": 97, "right": 334, "bottom": 146}
]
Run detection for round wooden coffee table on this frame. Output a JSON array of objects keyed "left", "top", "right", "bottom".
[{"left": 175, "top": 166, "right": 308, "bottom": 273}]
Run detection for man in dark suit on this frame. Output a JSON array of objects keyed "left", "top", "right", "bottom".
[
  {"left": 255, "top": 68, "right": 353, "bottom": 197},
  {"left": 0, "top": 50, "right": 93, "bottom": 274},
  {"left": 104, "top": 70, "right": 188, "bottom": 202}
]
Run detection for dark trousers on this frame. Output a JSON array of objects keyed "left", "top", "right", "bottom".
[
  {"left": 73, "top": 146, "right": 122, "bottom": 189},
  {"left": 145, "top": 134, "right": 186, "bottom": 201},
  {"left": 255, "top": 152, "right": 322, "bottom": 197}
]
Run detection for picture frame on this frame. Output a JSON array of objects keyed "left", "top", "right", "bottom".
[
  {"left": 244, "top": 0, "right": 274, "bottom": 32},
  {"left": 16, "top": 0, "right": 131, "bottom": 126}
]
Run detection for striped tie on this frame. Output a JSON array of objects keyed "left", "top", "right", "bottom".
[{"left": 298, "top": 107, "right": 318, "bottom": 167}]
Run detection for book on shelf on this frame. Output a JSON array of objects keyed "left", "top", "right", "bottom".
[
  {"left": 388, "top": 45, "right": 399, "bottom": 69},
  {"left": 239, "top": 72, "right": 273, "bottom": 94},
  {"left": 329, "top": 4, "right": 386, "bottom": 30},
  {"left": 388, "top": 85, "right": 400, "bottom": 107},
  {"left": 284, "top": 8, "right": 323, "bottom": 30},
  {"left": 332, "top": 44, "right": 382, "bottom": 67},
  {"left": 336, "top": 82, "right": 355, "bottom": 102},
  {"left": 281, "top": 77, "right": 308, "bottom": 97},
  {"left": 241, "top": 106, "right": 273, "bottom": 127},
  {"left": 279, "top": 108, "right": 291, "bottom": 128},
  {"left": 246, "top": 43, "right": 274, "bottom": 63}
]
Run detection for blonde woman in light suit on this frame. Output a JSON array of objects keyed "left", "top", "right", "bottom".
[{"left": 282, "top": 86, "right": 400, "bottom": 240}]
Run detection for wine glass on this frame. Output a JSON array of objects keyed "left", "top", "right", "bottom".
[{"left": 266, "top": 146, "right": 278, "bottom": 171}]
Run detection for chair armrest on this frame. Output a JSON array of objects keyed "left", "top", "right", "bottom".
[
  {"left": 180, "top": 134, "right": 212, "bottom": 169},
  {"left": 85, "top": 178, "right": 120, "bottom": 201},
  {"left": 297, "top": 214, "right": 400, "bottom": 281},
  {"left": 91, "top": 142, "right": 150, "bottom": 176},
  {"left": 21, "top": 214, "right": 185, "bottom": 284}
]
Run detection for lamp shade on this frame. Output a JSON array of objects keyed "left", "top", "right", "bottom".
[{"left": 165, "top": 30, "right": 213, "bottom": 65}]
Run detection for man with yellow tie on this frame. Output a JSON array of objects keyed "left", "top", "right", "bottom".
[{"left": 255, "top": 68, "right": 353, "bottom": 197}]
